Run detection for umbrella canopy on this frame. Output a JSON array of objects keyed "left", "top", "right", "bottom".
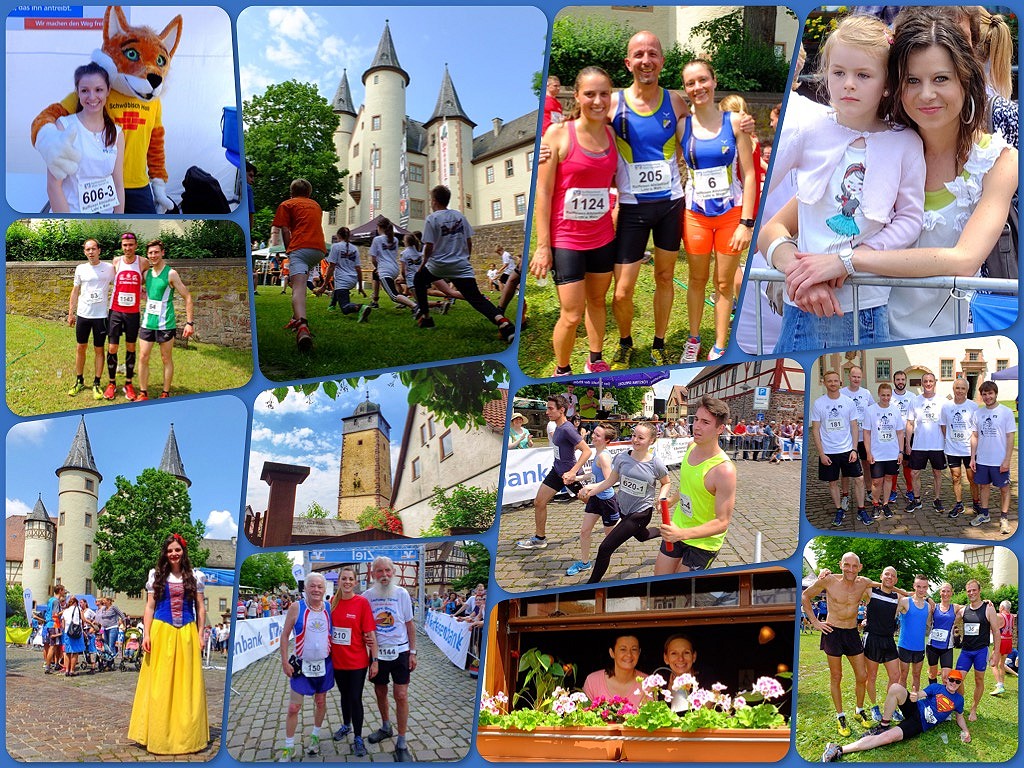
[
  {"left": 572, "top": 371, "right": 670, "bottom": 388},
  {"left": 991, "top": 365, "right": 1018, "bottom": 380},
  {"left": 75, "top": 594, "right": 98, "bottom": 611},
  {"left": 349, "top": 215, "right": 412, "bottom": 244}
]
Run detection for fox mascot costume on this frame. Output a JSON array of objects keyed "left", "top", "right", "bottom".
[{"left": 31, "top": 6, "right": 182, "bottom": 213}]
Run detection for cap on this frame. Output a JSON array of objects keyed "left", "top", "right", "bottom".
[
  {"left": 947, "top": 669, "right": 964, "bottom": 682},
  {"left": 511, "top": 412, "right": 527, "bottom": 423}
]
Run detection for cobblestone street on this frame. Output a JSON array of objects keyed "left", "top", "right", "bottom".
[{"left": 496, "top": 456, "right": 801, "bottom": 592}]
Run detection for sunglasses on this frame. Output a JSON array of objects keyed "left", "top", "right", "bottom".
[{"left": 947, "top": 679, "right": 963, "bottom": 686}]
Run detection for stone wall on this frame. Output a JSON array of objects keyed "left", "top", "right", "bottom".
[
  {"left": 468, "top": 221, "right": 528, "bottom": 291},
  {"left": 6, "top": 260, "right": 252, "bottom": 349}
]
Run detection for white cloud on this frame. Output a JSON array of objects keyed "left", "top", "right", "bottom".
[
  {"left": 8, "top": 420, "right": 50, "bottom": 444},
  {"left": 265, "top": 38, "right": 306, "bottom": 70},
  {"left": 267, "top": 7, "right": 318, "bottom": 41},
  {"left": 6, "top": 497, "right": 33, "bottom": 518},
  {"left": 240, "top": 64, "right": 276, "bottom": 100},
  {"left": 254, "top": 387, "right": 330, "bottom": 415},
  {"left": 204, "top": 509, "right": 238, "bottom": 539},
  {"left": 246, "top": 448, "right": 340, "bottom": 519},
  {"left": 251, "top": 425, "right": 323, "bottom": 452}
]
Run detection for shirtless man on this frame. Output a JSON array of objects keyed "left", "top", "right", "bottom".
[{"left": 802, "top": 552, "right": 875, "bottom": 736}]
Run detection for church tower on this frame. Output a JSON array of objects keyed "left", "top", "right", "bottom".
[
  {"left": 338, "top": 394, "right": 393, "bottom": 521},
  {"left": 424, "top": 65, "right": 476, "bottom": 212},
  {"left": 54, "top": 417, "right": 102, "bottom": 595},
  {"left": 22, "top": 495, "right": 56, "bottom": 608},
  {"left": 159, "top": 423, "right": 191, "bottom": 488},
  {"left": 360, "top": 21, "right": 409, "bottom": 224}
]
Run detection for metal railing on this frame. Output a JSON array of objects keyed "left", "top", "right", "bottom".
[{"left": 748, "top": 268, "right": 1018, "bottom": 354}]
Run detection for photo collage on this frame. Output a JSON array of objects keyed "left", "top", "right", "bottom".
[{"left": 2, "top": 3, "right": 1019, "bottom": 768}]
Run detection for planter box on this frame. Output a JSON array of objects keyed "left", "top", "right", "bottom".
[
  {"left": 619, "top": 727, "right": 790, "bottom": 763},
  {"left": 477, "top": 725, "right": 622, "bottom": 762}
]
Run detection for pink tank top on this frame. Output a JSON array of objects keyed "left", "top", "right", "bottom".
[{"left": 551, "top": 121, "right": 617, "bottom": 250}]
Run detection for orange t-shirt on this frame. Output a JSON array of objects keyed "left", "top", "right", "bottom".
[{"left": 272, "top": 197, "right": 326, "bottom": 254}]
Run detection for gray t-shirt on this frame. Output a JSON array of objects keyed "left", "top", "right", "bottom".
[
  {"left": 400, "top": 246, "right": 423, "bottom": 282},
  {"left": 423, "top": 208, "right": 475, "bottom": 279},
  {"left": 327, "top": 241, "right": 360, "bottom": 290},
  {"left": 612, "top": 450, "right": 668, "bottom": 517},
  {"left": 551, "top": 421, "right": 583, "bottom": 474}
]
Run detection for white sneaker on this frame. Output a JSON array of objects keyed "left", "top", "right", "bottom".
[
  {"left": 971, "top": 512, "right": 992, "bottom": 526},
  {"left": 680, "top": 338, "right": 700, "bottom": 363},
  {"left": 1000, "top": 518, "right": 1011, "bottom": 534},
  {"left": 840, "top": 495, "right": 850, "bottom": 511},
  {"left": 516, "top": 536, "right": 548, "bottom": 550}
]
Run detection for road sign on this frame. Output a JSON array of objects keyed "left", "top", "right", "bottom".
[{"left": 754, "top": 387, "right": 771, "bottom": 410}]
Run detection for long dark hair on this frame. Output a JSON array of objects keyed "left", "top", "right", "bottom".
[
  {"left": 604, "top": 633, "right": 641, "bottom": 677},
  {"left": 73, "top": 62, "right": 117, "bottom": 148},
  {"left": 890, "top": 9, "right": 987, "bottom": 170},
  {"left": 379, "top": 217, "right": 396, "bottom": 249},
  {"left": 336, "top": 226, "right": 351, "bottom": 242},
  {"left": 152, "top": 534, "right": 198, "bottom": 607}
]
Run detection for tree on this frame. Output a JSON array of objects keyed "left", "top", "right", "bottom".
[
  {"left": 743, "top": 7, "right": 777, "bottom": 47},
  {"left": 240, "top": 552, "right": 297, "bottom": 593},
  {"left": 243, "top": 80, "right": 347, "bottom": 239},
  {"left": 690, "top": 11, "right": 790, "bottom": 92},
  {"left": 93, "top": 469, "right": 207, "bottom": 595},
  {"left": 808, "top": 538, "right": 945, "bottom": 582},
  {"left": 269, "top": 361, "right": 508, "bottom": 430},
  {"left": 516, "top": 383, "right": 646, "bottom": 417},
  {"left": 451, "top": 542, "right": 491, "bottom": 593},
  {"left": 942, "top": 561, "right": 992, "bottom": 594},
  {"left": 421, "top": 485, "right": 497, "bottom": 538},
  {"left": 6, "top": 584, "right": 26, "bottom": 626},
  {"left": 304, "top": 501, "right": 330, "bottom": 519}
]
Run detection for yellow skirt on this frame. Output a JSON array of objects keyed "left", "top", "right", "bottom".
[{"left": 128, "top": 619, "right": 210, "bottom": 754}]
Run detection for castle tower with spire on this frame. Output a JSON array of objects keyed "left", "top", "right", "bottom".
[
  {"left": 22, "top": 495, "right": 56, "bottom": 605},
  {"left": 54, "top": 417, "right": 102, "bottom": 595},
  {"left": 338, "top": 393, "right": 393, "bottom": 521},
  {"left": 424, "top": 64, "right": 476, "bottom": 213},
  {"left": 159, "top": 423, "right": 192, "bottom": 488}
]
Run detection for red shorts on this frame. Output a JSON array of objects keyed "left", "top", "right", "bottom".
[
  {"left": 683, "top": 206, "right": 742, "bottom": 257},
  {"left": 1000, "top": 635, "right": 1013, "bottom": 655}
]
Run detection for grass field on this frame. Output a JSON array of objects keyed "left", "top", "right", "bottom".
[
  {"left": 795, "top": 632, "right": 1019, "bottom": 762},
  {"left": 515, "top": 223, "right": 727, "bottom": 377},
  {"left": 254, "top": 289, "right": 508, "bottom": 382},
  {"left": 6, "top": 314, "right": 253, "bottom": 416}
]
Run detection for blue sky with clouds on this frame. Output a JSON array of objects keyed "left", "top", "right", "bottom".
[
  {"left": 247, "top": 375, "right": 414, "bottom": 517},
  {"left": 6, "top": 397, "right": 248, "bottom": 541},
  {"left": 236, "top": 6, "right": 547, "bottom": 127}
]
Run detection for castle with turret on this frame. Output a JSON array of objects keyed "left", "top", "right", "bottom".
[{"left": 325, "top": 21, "right": 536, "bottom": 239}]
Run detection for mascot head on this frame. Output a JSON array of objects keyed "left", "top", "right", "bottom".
[{"left": 92, "top": 6, "right": 182, "bottom": 102}]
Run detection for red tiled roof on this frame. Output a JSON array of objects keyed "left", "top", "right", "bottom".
[
  {"left": 483, "top": 388, "right": 509, "bottom": 433},
  {"left": 6, "top": 516, "right": 26, "bottom": 562}
]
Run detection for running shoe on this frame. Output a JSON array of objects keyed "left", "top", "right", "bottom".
[
  {"left": 566, "top": 561, "right": 591, "bottom": 576},
  {"left": 333, "top": 724, "right": 351, "bottom": 741},
  {"left": 159, "top": 391, "right": 170, "bottom": 399},
  {"left": 416, "top": 314, "right": 435, "bottom": 329},
  {"left": 103, "top": 382, "right": 117, "bottom": 400},
  {"left": 868, "top": 722, "right": 891, "bottom": 736},
  {"left": 441, "top": 298, "right": 456, "bottom": 315},
  {"left": 124, "top": 383, "right": 137, "bottom": 401},
  {"left": 857, "top": 508, "right": 874, "bottom": 526},
  {"left": 610, "top": 345, "right": 633, "bottom": 371},
  {"left": 352, "top": 737, "right": 368, "bottom": 757},
  {"left": 892, "top": 709, "right": 903, "bottom": 723},
  {"left": 840, "top": 495, "right": 849, "bottom": 511},
  {"left": 889, "top": 491, "right": 899, "bottom": 504},
  {"left": 306, "top": 735, "right": 321, "bottom": 756},
  {"left": 933, "top": 498, "right": 945, "bottom": 513},
  {"left": 1000, "top": 518, "right": 1012, "bottom": 535},
  {"left": 650, "top": 347, "right": 670, "bottom": 367},
  {"left": 906, "top": 497, "right": 922, "bottom": 514},
  {"left": 871, "top": 505, "right": 882, "bottom": 520},
  {"left": 366, "top": 724, "right": 394, "bottom": 744},
  {"left": 296, "top": 323, "right": 313, "bottom": 351},
  {"left": 707, "top": 346, "right": 726, "bottom": 361},
  {"left": 870, "top": 705, "right": 882, "bottom": 722},
  {"left": 369, "top": 301, "right": 380, "bottom": 308},
  {"left": 516, "top": 536, "right": 548, "bottom": 550},
  {"left": 865, "top": 491, "right": 873, "bottom": 505},
  {"left": 971, "top": 512, "right": 992, "bottom": 526},
  {"left": 68, "top": 381, "right": 85, "bottom": 396},
  {"left": 972, "top": 501, "right": 982, "bottom": 515},
  {"left": 553, "top": 367, "right": 573, "bottom": 377},
  {"left": 498, "top": 319, "right": 515, "bottom": 343},
  {"left": 854, "top": 710, "right": 873, "bottom": 728},
  {"left": 822, "top": 742, "right": 843, "bottom": 762},
  {"left": 394, "top": 745, "right": 412, "bottom": 762},
  {"left": 92, "top": 385, "right": 104, "bottom": 400},
  {"left": 136, "top": 391, "right": 149, "bottom": 402},
  {"left": 831, "top": 510, "right": 845, "bottom": 528},
  {"left": 680, "top": 337, "right": 701, "bottom": 364},
  {"left": 277, "top": 746, "right": 296, "bottom": 762},
  {"left": 283, "top": 318, "right": 301, "bottom": 331},
  {"left": 991, "top": 683, "right": 1006, "bottom": 695},
  {"left": 358, "top": 305, "right": 373, "bottom": 323},
  {"left": 584, "top": 360, "right": 611, "bottom": 373},
  {"left": 949, "top": 502, "right": 964, "bottom": 519},
  {"left": 835, "top": 715, "right": 850, "bottom": 738},
  {"left": 882, "top": 504, "right": 894, "bottom": 519}
]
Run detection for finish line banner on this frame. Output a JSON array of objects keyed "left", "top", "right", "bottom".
[
  {"left": 233, "top": 615, "right": 286, "bottom": 673},
  {"left": 424, "top": 610, "right": 472, "bottom": 669}
]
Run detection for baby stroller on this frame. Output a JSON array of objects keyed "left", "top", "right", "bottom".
[
  {"left": 94, "top": 634, "right": 118, "bottom": 673},
  {"left": 120, "top": 627, "right": 143, "bottom": 671}
]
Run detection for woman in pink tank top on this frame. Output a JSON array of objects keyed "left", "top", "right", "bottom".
[{"left": 531, "top": 67, "right": 619, "bottom": 376}]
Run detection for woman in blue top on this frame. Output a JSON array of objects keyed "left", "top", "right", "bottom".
[
  {"left": 567, "top": 423, "right": 621, "bottom": 577},
  {"left": 927, "top": 582, "right": 963, "bottom": 685}
]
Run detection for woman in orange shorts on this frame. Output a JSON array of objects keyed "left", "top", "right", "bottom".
[{"left": 678, "top": 60, "right": 756, "bottom": 361}]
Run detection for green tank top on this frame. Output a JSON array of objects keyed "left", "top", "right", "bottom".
[
  {"left": 671, "top": 444, "right": 731, "bottom": 552},
  {"left": 143, "top": 265, "right": 176, "bottom": 331}
]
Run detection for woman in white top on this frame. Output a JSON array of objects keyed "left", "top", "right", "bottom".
[
  {"left": 370, "top": 218, "right": 417, "bottom": 310},
  {"left": 45, "top": 62, "right": 125, "bottom": 214}
]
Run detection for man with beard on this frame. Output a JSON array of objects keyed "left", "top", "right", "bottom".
[
  {"left": 888, "top": 370, "right": 916, "bottom": 505},
  {"left": 365, "top": 557, "right": 416, "bottom": 761}
]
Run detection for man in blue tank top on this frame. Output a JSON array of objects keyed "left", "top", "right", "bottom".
[{"left": 896, "top": 575, "right": 933, "bottom": 695}]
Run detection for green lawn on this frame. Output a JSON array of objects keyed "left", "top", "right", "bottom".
[
  {"left": 516, "top": 225, "right": 724, "bottom": 377},
  {"left": 6, "top": 314, "right": 253, "bottom": 416},
  {"left": 795, "top": 632, "right": 1018, "bottom": 762},
  {"left": 254, "top": 290, "right": 508, "bottom": 382}
]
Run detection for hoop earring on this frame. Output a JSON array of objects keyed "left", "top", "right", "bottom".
[{"left": 962, "top": 97, "right": 976, "bottom": 124}]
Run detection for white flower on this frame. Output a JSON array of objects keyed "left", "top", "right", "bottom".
[
  {"left": 752, "top": 676, "right": 785, "bottom": 699},
  {"left": 734, "top": 696, "right": 748, "bottom": 709},
  {"left": 640, "top": 673, "right": 667, "bottom": 693},
  {"left": 712, "top": 682, "right": 728, "bottom": 693},
  {"left": 672, "top": 673, "right": 698, "bottom": 692}
]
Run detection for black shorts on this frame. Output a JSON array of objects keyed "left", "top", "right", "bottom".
[
  {"left": 499, "top": 272, "right": 510, "bottom": 284},
  {"left": 894, "top": 699, "right": 924, "bottom": 739},
  {"left": 819, "top": 452, "right": 863, "bottom": 482},
  {"left": 75, "top": 316, "right": 107, "bottom": 347},
  {"left": 369, "top": 651, "right": 411, "bottom": 686},
  {"left": 820, "top": 627, "right": 864, "bottom": 658},
  {"left": 615, "top": 198, "right": 684, "bottom": 264},
  {"left": 910, "top": 449, "right": 946, "bottom": 471},
  {"left": 927, "top": 645, "right": 954, "bottom": 668},
  {"left": 541, "top": 467, "right": 568, "bottom": 492},
  {"left": 945, "top": 454, "right": 971, "bottom": 469},
  {"left": 898, "top": 646, "right": 925, "bottom": 664},
  {"left": 551, "top": 243, "right": 616, "bottom": 285},
  {"left": 658, "top": 540, "right": 720, "bottom": 570},
  {"left": 107, "top": 310, "right": 140, "bottom": 344},
  {"left": 857, "top": 441, "right": 868, "bottom": 461},
  {"left": 870, "top": 459, "right": 900, "bottom": 479},
  {"left": 585, "top": 494, "right": 620, "bottom": 527},
  {"left": 139, "top": 328, "right": 176, "bottom": 344},
  {"left": 864, "top": 633, "right": 899, "bottom": 663}
]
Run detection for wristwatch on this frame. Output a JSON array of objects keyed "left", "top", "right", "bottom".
[
  {"left": 739, "top": 218, "right": 756, "bottom": 228},
  {"left": 410, "top": 649, "right": 417, "bottom": 655},
  {"left": 838, "top": 244, "right": 856, "bottom": 276}
]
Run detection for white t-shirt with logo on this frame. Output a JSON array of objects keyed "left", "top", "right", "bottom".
[
  {"left": 863, "top": 403, "right": 904, "bottom": 462},
  {"left": 812, "top": 394, "right": 858, "bottom": 454},
  {"left": 840, "top": 386, "right": 875, "bottom": 428},
  {"left": 73, "top": 261, "right": 116, "bottom": 319},
  {"left": 909, "top": 395, "right": 944, "bottom": 451},
  {"left": 973, "top": 404, "right": 1017, "bottom": 467},
  {"left": 940, "top": 400, "right": 978, "bottom": 457}
]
